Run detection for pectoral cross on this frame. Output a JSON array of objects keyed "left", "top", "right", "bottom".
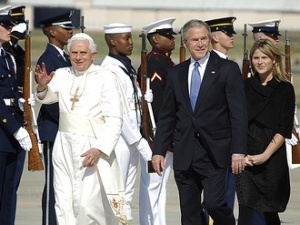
[{"left": 70, "top": 95, "right": 79, "bottom": 110}]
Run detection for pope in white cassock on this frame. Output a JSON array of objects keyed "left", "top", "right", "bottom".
[{"left": 35, "top": 33, "right": 129, "bottom": 225}]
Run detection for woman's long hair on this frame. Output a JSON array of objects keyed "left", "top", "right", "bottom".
[{"left": 249, "top": 39, "right": 289, "bottom": 82}]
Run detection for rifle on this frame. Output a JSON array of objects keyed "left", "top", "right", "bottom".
[
  {"left": 285, "top": 30, "right": 300, "bottom": 164},
  {"left": 80, "top": 16, "right": 85, "bottom": 33},
  {"left": 139, "top": 31, "right": 156, "bottom": 147},
  {"left": 242, "top": 24, "right": 251, "bottom": 79},
  {"left": 140, "top": 31, "right": 157, "bottom": 173},
  {"left": 179, "top": 28, "right": 186, "bottom": 63},
  {"left": 24, "top": 21, "right": 44, "bottom": 171}
]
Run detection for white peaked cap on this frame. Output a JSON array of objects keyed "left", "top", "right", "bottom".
[
  {"left": 0, "top": 5, "right": 11, "bottom": 16},
  {"left": 248, "top": 19, "right": 281, "bottom": 36},
  {"left": 143, "top": 17, "right": 176, "bottom": 34},
  {"left": 248, "top": 19, "right": 281, "bottom": 28}
]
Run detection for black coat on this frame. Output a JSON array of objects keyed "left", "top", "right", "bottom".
[
  {"left": 245, "top": 74, "right": 295, "bottom": 138},
  {"left": 236, "top": 74, "right": 295, "bottom": 212}
]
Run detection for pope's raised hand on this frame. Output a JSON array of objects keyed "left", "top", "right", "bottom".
[{"left": 35, "top": 62, "right": 55, "bottom": 91}]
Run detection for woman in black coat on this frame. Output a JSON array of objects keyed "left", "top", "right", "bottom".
[{"left": 236, "top": 39, "right": 295, "bottom": 225}]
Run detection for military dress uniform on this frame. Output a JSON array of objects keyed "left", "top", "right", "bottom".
[
  {"left": 0, "top": 6, "right": 28, "bottom": 224},
  {"left": 138, "top": 18, "right": 176, "bottom": 225},
  {"left": 36, "top": 11, "right": 74, "bottom": 225},
  {"left": 101, "top": 23, "right": 152, "bottom": 222},
  {"left": 147, "top": 47, "right": 175, "bottom": 121},
  {"left": 205, "top": 16, "right": 237, "bottom": 213},
  {"left": 2, "top": 6, "right": 28, "bottom": 225}
]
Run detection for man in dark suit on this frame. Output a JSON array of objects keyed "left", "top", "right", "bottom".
[
  {"left": 0, "top": 5, "right": 32, "bottom": 224},
  {"left": 152, "top": 19, "right": 248, "bottom": 225},
  {"left": 36, "top": 11, "right": 74, "bottom": 225}
]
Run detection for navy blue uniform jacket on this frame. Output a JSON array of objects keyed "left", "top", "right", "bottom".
[{"left": 0, "top": 53, "right": 23, "bottom": 153}]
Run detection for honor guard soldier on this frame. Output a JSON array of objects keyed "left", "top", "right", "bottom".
[
  {"left": 205, "top": 16, "right": 236, "bottom": 59},
  {"left": 248, "top": 19, "right": 281, "bottom": 46},
  {"left": 36, "top": 11, "right": 74, "bottom": 225},
  {"left": 138, "top": 17, "right": 176, "bottom": 225},
  {"left": 0, "top": 5, "right": 32, "bottom": 224},
  {"left": 2, "top": 5, "right": 30, "bottom": 225},
  {"left": 204, "top": 16, "right": 238, "bottom": 225},
  {"left": 3, "top": 5, "right": 26, "bottom": 92},
  {"left": 101, "top": 23, "right": 152, "bottom": 222}
]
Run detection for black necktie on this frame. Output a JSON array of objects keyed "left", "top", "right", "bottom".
[
  {"left": 63, "top": 51, "right": 69, "bottom": 60},
  {"left": 1, "top": 48, "right": 9, "bottom": 69}
]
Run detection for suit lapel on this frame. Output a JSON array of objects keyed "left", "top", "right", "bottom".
[{"left": 178, "top": 60, "right": 193, "bottom": 112}]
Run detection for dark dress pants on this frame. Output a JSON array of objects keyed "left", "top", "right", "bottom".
[
  {"left": 0, "top": 152, "right": 18, "bottom": 225},
  {"left": 10, "top": 150, "right": 26, "bottom": 225},
  {"left": 174, "top": 137, "right": 235, "bottom": 225},
  {"left": 42, "top": 142, "right": 57, "bottom": 225}
]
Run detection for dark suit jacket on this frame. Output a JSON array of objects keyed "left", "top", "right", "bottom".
[
  {"left": 153, "top": 51, "right": 248, "bottom": 170},
  {"left": 36, "top": 44, "right": 71, "bottom": 142}
]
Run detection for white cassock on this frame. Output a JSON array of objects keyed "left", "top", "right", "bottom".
[
  {"left": 36, "top": 64, "right": 129, "bottom": 225},
  {"left": 101, "top": 56, "right": 147, "bottom": 221}
]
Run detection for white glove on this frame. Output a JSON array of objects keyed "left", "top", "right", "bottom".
[
  {"left": 18, "top": 98, "right": 25, "bottom": 111},
  {"left": 285, "top": 133, "right": 298, "bottom": 146},
  {"left": 144, "top": 89, "right": 153, "bottom": 103},
  {"left": 13, "top": 127, "right": 32, "bottom": 151},
  {"left": 137, "top": 87, "right": 142, "bottom": 101},
  {"left": 12, "top": 23, "right": 27, "bottom": 33},
  {"left": 28, "top": 94, "right": 36, "bottom": 107},
  {"left": 134, "top": 138, "right": 152, "bottom": 161}
]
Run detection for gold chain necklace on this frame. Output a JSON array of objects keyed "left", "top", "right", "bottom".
[{"left": 69, "top": 67, "right": 89, "bottom": 110}]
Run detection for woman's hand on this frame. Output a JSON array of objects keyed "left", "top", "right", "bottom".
[{"left": 247, "top": 152, "right": 270, "bottom": 166}]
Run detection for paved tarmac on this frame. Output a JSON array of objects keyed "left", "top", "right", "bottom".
[{"left": 15, "top": 157, "right": 300, "bottom": 225}]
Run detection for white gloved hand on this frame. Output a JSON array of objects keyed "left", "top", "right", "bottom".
[
  {"left": 28, "top": 94, "right": 36, "bottom": 107},
  {"left": 13, "top": 127, "right": 32, "bottom": 151},
  {"left": 12, "top": 23, "right": 27, "bottom": 33},
  {"left": 144, "top": 89, "right": 153, "bottom": 103},
  {"left": 18, "top": 98, "right": 25, "bottom": 111},
  {"left": 285, "top": 133, "right": 298, "bottom": 146},
  {"left": 134, "top": 138, "right": 152, "bottom": 161},
  {"left": 137, "top": 87, "right": 142, "bottom": 101}
]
